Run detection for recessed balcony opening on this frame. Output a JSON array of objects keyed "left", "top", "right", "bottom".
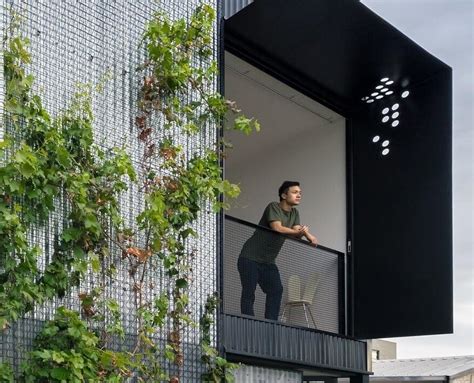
[
  {"left": 222, "top": 0, "right": 452, "bottom": 375},
  {"left": 223, "top": 52, "right": 347, "bottom": 335}
]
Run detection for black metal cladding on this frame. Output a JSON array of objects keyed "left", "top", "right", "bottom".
[
  {"left": 350, "top": 69, "right": 453, "bottom": 338},
  {"left": 224, "top": 0, "right": 450, "bottom": 113},
  {"left": 222, "top": 314, "right": 367, "bottom": 374},
  {"left": 224, "top": 0, "right": 453, "bottom": 338}
]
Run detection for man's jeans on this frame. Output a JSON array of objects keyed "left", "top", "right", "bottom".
[{"left": 237, "top": 257, "right": 283, "bottom": 321}]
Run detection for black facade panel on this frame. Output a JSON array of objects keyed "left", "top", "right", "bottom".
[
  {"left": 225, "top": 0, "right": 450, "bottom": 114},
  {"left": 224, "top": 0, "right": 453, "bottom": 339},
  {"left": 350, "top": 69, "right": 453, "bottom": 338}
]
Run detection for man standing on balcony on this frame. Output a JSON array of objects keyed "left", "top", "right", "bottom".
[{"left": 237, "top": 181, "right": 318, "bottom": 321}]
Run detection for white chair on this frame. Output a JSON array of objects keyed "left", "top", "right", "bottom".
[{"left": 281, "top": 273, "right": 319, "bottom": 328}]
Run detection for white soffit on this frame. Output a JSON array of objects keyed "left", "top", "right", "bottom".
[{"left": 225, "top": 51, "right": 341, "bottom": 122}]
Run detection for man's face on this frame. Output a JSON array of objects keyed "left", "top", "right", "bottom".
[{"left": 283, "top": 186, "right": 302, "bottom": 206}]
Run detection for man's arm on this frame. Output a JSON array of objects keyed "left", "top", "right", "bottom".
[
  {"left": 269, "top": 221, "right": 302, "bottom": 237},
  {"left": 270, "top": 221, "right": 318, "bottom": 246},
  {"left": 293, "top": 224, "right": 318, "bottom": 247},
  {"left": 291, "top": 224, "right": 308, "bottom": 238}
]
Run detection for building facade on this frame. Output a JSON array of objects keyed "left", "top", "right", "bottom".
[{"left": 0, "top": 0, "right": 453, "bottom": 382}]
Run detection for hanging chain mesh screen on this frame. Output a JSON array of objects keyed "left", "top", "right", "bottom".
[{"left": 0, "top": 0, "right": 218, "bottom": 380}]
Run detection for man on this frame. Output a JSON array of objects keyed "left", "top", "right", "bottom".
[{"left": 237, "top": 181, "right": 318, "bottom": 320}]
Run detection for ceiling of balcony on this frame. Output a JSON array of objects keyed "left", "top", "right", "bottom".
[{"left": 224, "top": 51, "right": 344, "bottom": 167}]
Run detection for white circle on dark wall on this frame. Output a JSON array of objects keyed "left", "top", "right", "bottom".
[
  {"left": 371, "top": 92, "right": 379, "bottom": 96},
  {"left": 372, "top": 135, "right": 380, "bottom": 143},
  {"left": 376, "top": 85, "right": 383, "bottom": 90},
  {"left": 382, "top": 116, "right": 389, "bottom": 123},
  {"left": 382, "top": 140, "right": 390, "bottom": 147},
  {"left": 392, "top": 120, "right": 400, "bottom": 127},
  {"left": 402, "top": 90, "right": 410, "bottom": 98},
  {"left": 386, "top": 90, "right": 394, "bottom": 95},
  {"left": 381, "top": 88, "right": 388, "bottom": 92},
  {"left": 392, "top": 112, "right": 399, "bottom": 119},
  {"left": 392, "top": 103, "right": 400, "bottom": 111},
  {"left": 382, "top": 108, "right": 390, "bottom": 114},
  {"left": 376, "top": 95, "right": 384, "bottom": 99},
  {"left": 382, "top": 148, "right": 390, "bottom": 156},
  {"left": 367, "top": 99, "right": 374, "bottom": 103},
  {"left": 386, "top": 80, "right": 394, "bottom": 85},
  {"left": 380, "top": 77, "right": 389, "bottom": 82}
]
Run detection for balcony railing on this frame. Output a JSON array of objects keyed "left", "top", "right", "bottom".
[
  {"left": 223, "top": 215, "right": 345, "bottom": 334},
  {"left": 221, "top": 215, "right": 368, "bottom": 374}
]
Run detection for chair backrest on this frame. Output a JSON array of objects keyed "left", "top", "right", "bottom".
[
  {"left": 302, "top": 272, "right": 320, "bottom": 304},
  {"left": 287, "top": 275, "right": 301, "bottom": 302}
]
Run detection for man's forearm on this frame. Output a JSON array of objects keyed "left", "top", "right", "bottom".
[
  {"left": 304, "top": 233, "right": 316, "bottom": 241},
  {"left": 303, "top": 231, "right": 318, "bottom": 246},
  {"left": 270, "top": 222, "right": 309, "bottom": 238},
  {"left": 275, "top": 226, "right": 300, "bottom": 236}
]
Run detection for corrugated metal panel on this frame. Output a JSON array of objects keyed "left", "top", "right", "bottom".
[
  {"left": 223, "top": 314, "right": 368, "bottom": 373},
  {"left": 223, "top": 0, "right": 253, "bottom": 19},
  {"left": 234, "top": 364, "right": 302, "bottom": 383}
]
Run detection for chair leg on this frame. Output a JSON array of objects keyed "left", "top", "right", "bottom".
[
  {"left": 308, "top": 304, "right": 318, "bottom": 329},
  {"left": 302, "top": 303, "right": 310, "bottom": 328}
]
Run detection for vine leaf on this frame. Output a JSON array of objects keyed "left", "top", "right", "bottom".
[{"left": 127, "top": 247, "right": 152, "bottom": 263}]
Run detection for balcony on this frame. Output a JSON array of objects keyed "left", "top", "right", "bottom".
[{"left": 220, "top": 215, "right": 368, "bottom": 374}]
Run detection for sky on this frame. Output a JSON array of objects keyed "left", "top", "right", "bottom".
[{"left": 361, "top": 0, "right": 473, "bottom": 359}]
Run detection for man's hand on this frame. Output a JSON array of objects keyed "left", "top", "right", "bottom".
[
  {"left": 293, "top": 225, "right": 318, "bottom": 246},
  {"left": 307, "top": 235, "right": 318, "bottom": 247},
  {"left": 296, "top": 225, "right": 309, "bottom": 238}
]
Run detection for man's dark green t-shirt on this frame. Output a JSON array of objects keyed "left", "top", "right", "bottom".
[{"left": 239, "top": 202, "right": 300, "bottom": 264}]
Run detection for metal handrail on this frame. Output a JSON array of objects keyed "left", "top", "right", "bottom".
[{"left": 225, "top": 214, "right": 345, "bottom": 258}]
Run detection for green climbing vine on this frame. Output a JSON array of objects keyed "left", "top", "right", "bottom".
[
  {"left": 126, "top": 5, "right": 258, "bottom": 381},
  {"left": 0, "top": 362, "right": 13, "bottom": 383},
  {"left": 20, "top": 307, "right": 134, "bottom": 382},
  {"left": 0, "top": 4, "right": 257, "bottom": 382},
  {"left": 0, "top": 12, "right": 135, "bottom": 382},
  {"left": 0, "top": 12, "right": 135, "bottom": 332},
  {"left": 200, "top": 294, "right": 238, "bottom": 382}
]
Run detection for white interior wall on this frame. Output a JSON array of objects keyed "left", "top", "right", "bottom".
[{"left": 224, "top": 52, "right": 347, "bottom": 252}]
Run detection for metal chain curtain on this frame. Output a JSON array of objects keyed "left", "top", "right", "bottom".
[{"left": 0, "top": 1, "right": 218, "bottom": 380}]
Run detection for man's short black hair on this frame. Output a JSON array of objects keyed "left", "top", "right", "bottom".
[{"left": 278, "top": 181, "right": 300, "bottom": 201}]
